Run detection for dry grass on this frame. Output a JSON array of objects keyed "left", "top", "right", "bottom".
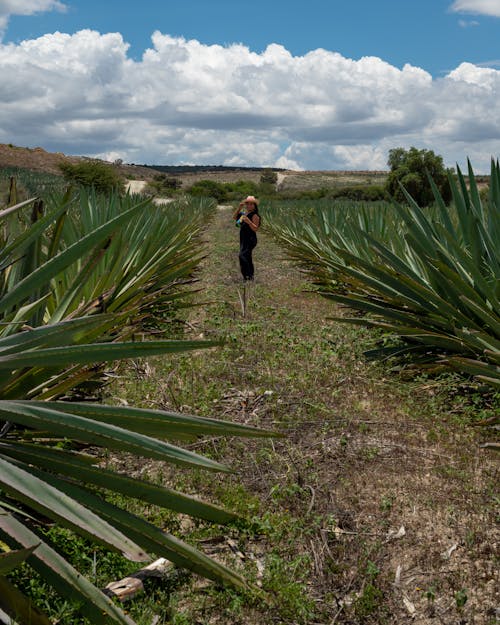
[{"left": 115, "top": 206, "right": 498, "bottom": 625}]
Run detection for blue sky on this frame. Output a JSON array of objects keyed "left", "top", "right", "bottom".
[
  {"left": 4, "top": 0, "right": 500, "bottom": 75},
  {"left": 0, "top": 0, "right": 499, "bottom": 170}
]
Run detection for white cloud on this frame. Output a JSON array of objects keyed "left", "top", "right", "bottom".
[
  {"left": 458, "top": 18, "right": 480, "bottom": 26},
  {"left": 0, "top": 1, "right": 66, "bottom": 39},
  {"left": 450, "top": 0, "right": 500, "bottom": 17},
  {"left": 0, "top": 30, "right": 498, "bottom": 172}
]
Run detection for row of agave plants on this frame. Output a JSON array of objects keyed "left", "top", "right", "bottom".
[
  {"left": 265, "top": 160, "right": 500, "bottom": 389},
  {"left": 0, "top": 185, "right": 269, "bottom": 625}
]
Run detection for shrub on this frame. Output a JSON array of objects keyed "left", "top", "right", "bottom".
[
  {"left": 146, "top": 174, "right": 183, "bottom": 197},
  {"left": 187, "top": 179, "right": 229, "bottom": 203},
  {"left": 59, "top": 160, "right": 125, "bottom": 195},
  {"left": 260, "top": 169, "right": 278, "bottom": 185}
]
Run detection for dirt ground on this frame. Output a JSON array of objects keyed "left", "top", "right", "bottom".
[{"left": 120, "top": 206, "right": 498, "bottom": 625}]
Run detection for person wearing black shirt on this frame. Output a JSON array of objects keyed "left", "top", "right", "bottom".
[{"left": 233, "top": 195, "right": 261, "bottom": 280}]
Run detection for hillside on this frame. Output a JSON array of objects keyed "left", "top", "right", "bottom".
[
  {"left": 0, "top": 143, "right": 388, "bottom": 191},
  {"left": 0, "top": 143, "right": 156, "bottom": 180}
]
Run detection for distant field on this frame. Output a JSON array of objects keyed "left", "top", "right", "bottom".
[
  {"left": 277, "top": 170, "right": 387, "bottom": 191},
  {"left": 170, "top": 169, "right": 388, "bottom": 191}
]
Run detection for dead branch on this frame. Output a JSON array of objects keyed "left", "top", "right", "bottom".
[{"left": 104, "top": 558, "right": 174, "bottom": 602}]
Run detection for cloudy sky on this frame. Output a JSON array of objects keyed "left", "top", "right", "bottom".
[{"left": 0, "top": 0, "right": 499, "bottom": 171}]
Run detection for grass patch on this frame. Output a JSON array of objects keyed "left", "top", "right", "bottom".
[{"left": 24, "top": 205, "right": 497, "bottom": 624}]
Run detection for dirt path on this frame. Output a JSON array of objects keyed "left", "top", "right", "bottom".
[
  {"left": 129, "top": 207, "right": 499, "bottom": 624},
  {"left": 125, "top": 179, "right": 147, "bottom": 194}
]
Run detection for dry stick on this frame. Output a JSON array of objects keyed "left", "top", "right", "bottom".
[
  {"left": 305, "top": 484, "right": 316, "bottom": 514},
  {"left": 104, "top": 558, "right": 174, "bottom": 602}
]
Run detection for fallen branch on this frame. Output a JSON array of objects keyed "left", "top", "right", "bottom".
[{"left": 104, "top": 558, "right": 174, "bottom": 602}]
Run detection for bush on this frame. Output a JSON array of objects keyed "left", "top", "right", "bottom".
[
  {"left": 260, "top": 169, "right": 278, "bottom": 185},
  {"left": 187, "top": 179, "right": 261, "bottom": 203},
  {"left": 59, "top": 160, "right": 125, "bottom": 195},
  {"left": 385, "top": 146, "right": 452, "bottom": 206},
  {"left": 276, "top": 185, "right": 388, "bottom": 202},
  {"left": 187, "top": 179, "right": 229, "bottom": 203},
  {"left": 146, "top": 174, "right": 183, "bottom": 197}
]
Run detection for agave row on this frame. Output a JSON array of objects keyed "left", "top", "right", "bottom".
[
  {"left": 0, "top": 187, "right": 270, "bottom": 625},
  {"left": 266, "top": 160, "right": 500, "bottom": 387}
]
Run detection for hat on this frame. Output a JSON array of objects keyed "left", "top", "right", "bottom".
[{"left": 242, "top": 195, "right": 259, "bottom": 205}]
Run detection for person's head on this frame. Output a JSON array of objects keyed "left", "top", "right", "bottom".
[{"left": 242, "top": 195, "right": 259, "bottom": 211}]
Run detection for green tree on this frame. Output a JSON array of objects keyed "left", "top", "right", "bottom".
[
  {"left": 385, "top": 147, "right": 452, "bottom": 206},
  {"left": 59, "top": 160, "right": 125, "bottom": 195},
  {"left": 260, "top": 169, "right": 278, "bottom": 185}
]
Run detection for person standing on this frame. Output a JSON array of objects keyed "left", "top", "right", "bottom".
[{"left": 233, "top": 195, "right": 261, "bottom": 280}]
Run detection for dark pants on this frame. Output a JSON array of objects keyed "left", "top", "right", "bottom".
[{"left": 239, "top": 237, "right": 257, "bottom": 279}]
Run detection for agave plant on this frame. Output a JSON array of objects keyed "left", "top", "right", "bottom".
[
  {"left": 43, "top": 189, "right": 211, "bottom": 330},
  {"left": 0, "top": 191, "right": 271, "bottom": 624},
  {"left": 267, "top": 160, "right": 500, "bottom": 387}
]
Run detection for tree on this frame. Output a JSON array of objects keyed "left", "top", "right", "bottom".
[
  {"left": 59, "top": 160, "right": 125, "bottom": 195},
  {"left": 385, "top": 147, "right": 452, "bottom": 206},
  {"left": 259, "top": 169, "right": 278, "bottom": 185}
]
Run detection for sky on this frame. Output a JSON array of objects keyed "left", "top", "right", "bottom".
[{"left": 0, "top": 0, "right": 499, "bottom": 171}]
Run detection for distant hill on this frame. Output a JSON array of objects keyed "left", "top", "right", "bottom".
[
  {"left": 0, "top": 144, "right": 156, "bottom": 180},
  {"left": 141, "top": 164, "right": 285, "bottom": 174},
  {"left": 0, "top": 143, "right": 390, "bottom": 192},
  {"left": 0, "top": 143, "right": 81, "bottom": 175}
]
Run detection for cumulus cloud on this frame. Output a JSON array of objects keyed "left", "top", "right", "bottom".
[
  {"left": 0, "top": 1, "right": 66, "bottom": 39},
  {"left": 450, "top": 0, "right": 500, "bottom": 17},
  {"left": 0, "top": 30, "right": 498, "bottom": 171}
]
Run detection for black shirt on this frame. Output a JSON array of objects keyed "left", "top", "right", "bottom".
[{"left": 239, "top": 209, "right": 258, "bottom": 243}]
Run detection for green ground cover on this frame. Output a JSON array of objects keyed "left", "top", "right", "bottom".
[{"left": 105, "top": 206, "right": 498, "bottom": 625}]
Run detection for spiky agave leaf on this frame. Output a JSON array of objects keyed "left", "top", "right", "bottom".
[
  {"left": 0, "top": 190, "right": 271, "bottom": 624},
  {"left": 266, "top": 160, "right": 500, "bottom": 386}
]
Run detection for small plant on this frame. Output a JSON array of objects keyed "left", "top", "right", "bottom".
[{"left": 455, "top": 588, "right": 468, "bottom": 610}]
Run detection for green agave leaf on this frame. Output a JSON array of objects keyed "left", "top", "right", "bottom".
[
  {"left": 0, "top": 401, "right": 229, "bottom": 471},
  {"left": 0, "top": 198, "right": 150, "bottom": 315},
  {"left": 27, "top": 400, "right": 274, "bottom": 439},
  {"left": 0, "top": 577, "right": 52, "bottom": 625},
  {"left": 0, "top": 544, "right": 39, "bottom": 575},
  {"left": 458, "top": 296, "right": 500, "bottom": 337},
  {"left": 22, "top": 471, "right": 250, "bottom": 589},
  {"left": 0, "top": 442, "right": 238, "bottom": 524},
  {"left": 0, "top": 197, "right": 71, "bottom": 273},
  {"left": 0, "top": 339, "right": 219, "bottom": 369},
  {"left": 445, "top": 356, "right": 500, "bottom": 386},
  {"left": 0, "top": 315, "right": 111, "bottom": 354},
  {"left": 0, "top": 507, "right": 137, "bottom": 625},
  {"left": 0, "top": 455, "right": 147, "bottom": 561}
]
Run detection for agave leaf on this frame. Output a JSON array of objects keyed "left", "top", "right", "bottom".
[
  {"left": 0, "top": 544, "right": 39, "bottom": 575},
  {"left": 0, "top": 339, "right": 219, "bottom": 369},
  {"left": 0, "top": 315, "right": 111, "bottom": 354},
  {"left": 0, "top": 198, "right": 150, "bottom": 315},
  {"left": 0, "top": 456, "right": 147, "bottom": 561},
  {"left": 0, "top": 507, "right": 137, "bottom": 625},
  {"left": 27, "top": 400, "right": 274, "bottom": 439},
  {"left": 0, "top": 442, "right": 238, "bottom": 523},
  {"left": 0, "top": 577, "right": 52, "bottom": 625},
  {"left": 0, "top": 401, "right": 229, "bottom": 472},
  {"left": 0, "top": 198, "right": 38, "bottom": 221},
  {"left": 18, "top": 471, "right": 250, "bottom": 589},
  {"left": 0, "top": 198, "right": 71, "bottom": 272}
]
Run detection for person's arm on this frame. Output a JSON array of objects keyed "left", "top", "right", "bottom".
[
  {"left": 241, "top": 213, "right": 260, "bottom": 232},
  {"left": 232, "top": 203, "right": 244, "bottom": 220}
]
